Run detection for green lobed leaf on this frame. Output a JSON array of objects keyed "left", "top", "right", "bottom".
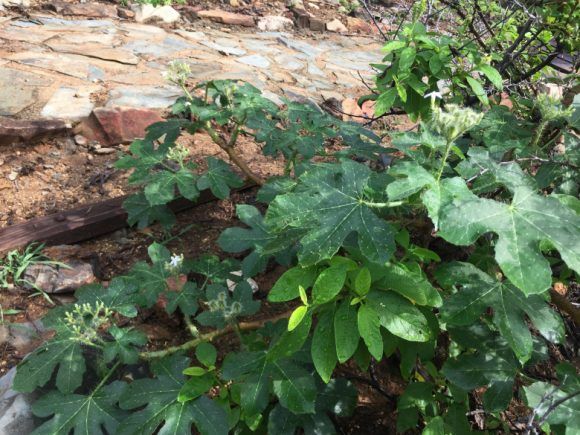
[
  {"left": 197, "top": 157, "right": 244, "bottom": 199},
  {"left": 266, "top": 161, "right": 396, "bottom": 265},
  {"left": 438, "top": 183, "right": 580, "bottom": 295},
  {"left": 32, "top": 381, "right": 127, "bottom": 435},
  {"left": 103, "top": 326, "right": 147, "bottom": 364},
  {"left": 118, "top": 355, "right": 228, "bottom": 435},
  {"left": 436, "top": 262, "right": 564, "bottom": 362},
  {"left": 14, "top": 334, "right": 85, "bottom": 394},
  {"left": 273, "top": 359, "right": 317, "bottom": 414},
  {"left": 164, "top": 281, "right": 201, "bottom": 316}
]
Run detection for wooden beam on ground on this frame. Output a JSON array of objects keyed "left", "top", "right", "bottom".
[{"left": 0, "top": 184, "right": 256, "bottom": 253}]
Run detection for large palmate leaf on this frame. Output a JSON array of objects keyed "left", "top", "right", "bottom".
[
  {"left": 272, "top": 359, "right": 317, "bottom": 414},
  {"left": 268, "top": 379, "right": 357, "bottom": 435},
  {"left": 74, "top": 277, "right": 140, "bottom": 318},
  {"left": 144, "top": 168, "right": 199, "bottom": 206},
  {"left": 103, "top": 326, "right": 147, "bottom": 364},
  {"left": 436, "top": 262, "right": 564, "bottom": 362},
  {"left": 164, "top": 281, "right": 201, "bottom": 316},
  {"left": 118, "top": 355, "right": 227, "bottom": 435},
  {"left": 222, "top": 351, "right": 272, "bottom": 416},
  {"left": 387, "top": 163, "right": 471, "bottom": 228},
  {"left": 523, "top": 364, "right": 580, "bottom": 434},
  {"left": 197, "top": 157, "right": 243, "bottom": 199},
  {"left": 443, "top": 325, "right": 520, "bottom": 412},
  {"left": 438, "top": 182, "right": 580, "bottom": 295},
  {"left": 469, "top": 106, "right": 533, "bottom": 155},
  {"left": 13, "top": 332, "right": 85, "bottom": 394},
  {"left": 187, "top": 254, "right": 241, "bottom": 284},
  {"left": 218, "top": 205, "right": 284, "bottom": 276},
  {"left": 31, "top": 381, "right": 127, "bottom": 435},
  {"left": 266, "top": 161, "right": 396, "bottom": 265},
  {"left": 122, "top": 192, "right": 176, "bottom": 229}
]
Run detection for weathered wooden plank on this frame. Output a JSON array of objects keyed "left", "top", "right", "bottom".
[{"left": 0, "top": 185, "right": 255, "bottom": 253}]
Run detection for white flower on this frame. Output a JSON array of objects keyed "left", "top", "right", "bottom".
[
  {"left": 185, "top": 101, "right": 192, "bottom": 107},
  {"left": 169, "top": 254, "right": 184, "bottom": 269},
  {"left": 425, "top": 91, "right": 443, "bottom": 100}
]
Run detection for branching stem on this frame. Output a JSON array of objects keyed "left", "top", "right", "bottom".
[{"left": 140, "top": 310, "right": 293, "bottom": 359}]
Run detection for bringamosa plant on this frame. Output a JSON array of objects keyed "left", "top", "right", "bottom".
[{"left": 11, "top": 76, "right": 580, "bottom": 434}]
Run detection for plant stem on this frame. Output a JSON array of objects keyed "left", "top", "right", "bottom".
[
  {"left": 140, "top": 310, "right": 293, "bottom": 360},
  {"left": 204, "top": 122, "right": 265, "bottom": 185},
  {"left": 92, "top": 361, "right": 121, "bottom": 395},
  {"left": 184, "top": 315, "right": 199, "bottom": 338},
  {"left": 361, "top": 200, "right": 405, "bottom": 208},
  {"left": 531, "top": 119, "right": 548, "bottom": 150},
  {"left": 436, "top": 140, "right": 453, "bottom": 182}
]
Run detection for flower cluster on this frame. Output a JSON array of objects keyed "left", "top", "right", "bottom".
[
  {"left": 163, "top": 61, "right": 192, "bottom": 87},
  {"left": 63, "top": 302, "right": 112, "bottom": 346},
  {"left": 430, "top": 104, "right": 484, "bottom": 142},
  {"left": 167, "top": 144, "right": 190, "bottom": 167}
]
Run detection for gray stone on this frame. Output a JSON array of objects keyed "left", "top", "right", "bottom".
[
  {"left": 0, "top": 68, "right": 50, "bottom": 116},
  {"left": 11, "top": 52, "right": 92, "bottom": 80},
  {"left": 239, "top": 38, "right": 281, "bottom": 54},
  {"left": 123, "top": 37, "right": 193, "bottom": 57},
  {"left": 200, "top": 41, "right": 246, "bottom": 56},
  {"left": 307, "top": 61, "right": 325, "bottom": 76},
  {"left": 35, "top": 17, "right": 114, "bottom": 28},
  {"left": 276, "top": 36, "right": 322, "bottom": 58},
  {"left": 41, "top": 87, "right": 97, "bottom": 121},
  {"left": 275, "top": 54, "right": 305, "bottom": 71},
  {"left": 237, "top": 54, "right": 271, "bottom": 69},
  {"left": 262, "top": 90, "right": 285, "bottom": 107},
  {"left": 23, "top": 262, "right": 96, "bottom": 294},
  {"left": 0, "top": 368, "right": 35, "bottom": 435},
  {"left": 107, "top": 85, "right": 181, "bottom": 109},
  {"left": 175, "top": 30, "right": 206, "bottom": 41}
]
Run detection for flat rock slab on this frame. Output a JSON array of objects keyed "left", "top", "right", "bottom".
[
  {"left": 49, "top": 2, "right": 118, "bottom": 18},
  {"left": 41, "top": 86, "right": 98, "bottom": 121},
  {"left": 237, "top": 54, "right": 271, "bottom": 68},
  {"left": 47, "top": 42, "right": 140, "bottom": 65},
  {"left": 0, "top": 118, "right": 69, "bottom": 146},
  {"left": 0, "top": 68, "right": 51, "bottom": 116},
  {"left": 106, "top": 85, "right": 182, "bottom": 109},
  {"left": 0, "top": 368, "right": 35, "bottom": 435}
]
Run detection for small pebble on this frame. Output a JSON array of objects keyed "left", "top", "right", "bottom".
[
  {"left": 93, "top": 147, "right": 116, "bottom": 155},
  {"left": 7, "top": 171, "right": 18, "bottom": 181},
  {"left": 74, "top": 134, "right": 88, "bottom": 147}
]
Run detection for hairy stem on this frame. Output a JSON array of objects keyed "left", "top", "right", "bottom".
[
  {"left": 436, "top": 140, "right": 453, "bottom": 182},
  {"left": 531, "top": 119, "right": 548, "bottom": 150},
  {"left": 204, "top": 122, "right": 265, "bottom": 185},
  {"left": 140, "top": 310, "right": 293, "bottom": 359}
]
